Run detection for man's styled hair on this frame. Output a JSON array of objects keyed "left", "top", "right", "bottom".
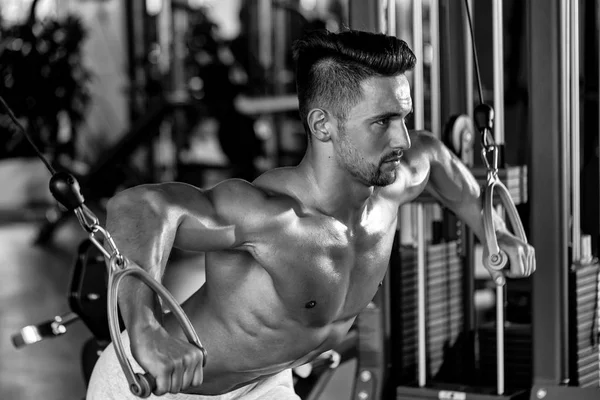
[{"left": 292, "top": 29, "right": 416, "bottom": 137}]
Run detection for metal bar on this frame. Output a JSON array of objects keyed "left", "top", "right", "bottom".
[
  {"left": 492, "top": 0, "right": 505, "bottom": 144},
  {"left": 430, "top": 0, "right": 441, "bottom": 136},
  {"left": 411, "top": 0, "right": 427, "bottom": 387},
  {"left": 412, "top": 0, "right": 425, "bottom": 131},
  {"left": 496, "top": 284, "right": 505, "bottom": 394},
  {"left": 416, "top": 203, "right": 427, "bottom": 387},
  {"left": 387, "top": 0, "right": 396, "bottom": 36},
  {"left": 124, "top": 0, "right": 137, "bottom": 122},
  {"left": 439, "top": 0, "right": 469, "bottom": 121},
  {"left": 570, "top": 0, "right": 581, "bottom": 262},
  {"left": 381, "top": 0, "right": 396, "bottom": 351},
  {"left": 529, "top": 0, "right": 569, "bottom": 386},
  {"left": 410, "top": 0, "right": 427, "bottom": 387},
  {"left": 598, "top": 266, "right": 600, "bottom": 384},
  {"left": 463, "top": 0, "right": 474, "bottom": 118},
  {"left": 560, "top": 0, "right": 572, "bottom": 383},
  {"left": 348, "top": 0, "right": 381, "bottom": 33}
]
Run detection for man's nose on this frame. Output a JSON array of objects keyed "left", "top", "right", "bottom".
[{"left": 390, "top": 122, "right": 411, "bottom": 150}]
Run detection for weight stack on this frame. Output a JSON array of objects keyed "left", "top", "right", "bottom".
[
  {"left": 478, "top": 322, "right": 532, "bottom": 390},
  {"left": 392, "top": 241, "right": 465, "bottom": 383},
  {"left": 569, "top": 262, "right": 600, "bottom": 388}
]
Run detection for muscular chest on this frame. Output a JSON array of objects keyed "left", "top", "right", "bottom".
[{"left": 255, "top": 202, "right": 399, "bottom": 325}]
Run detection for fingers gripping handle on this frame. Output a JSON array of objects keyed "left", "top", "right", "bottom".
[
  {"left": 135, "top": 373, "right": 156, "bottom": 398},
  {"left": 483, "top": 179, "right": 528, "bottom": 278},
  {"left": 107, "top": 256, "right": 207, "bottom": 398}
]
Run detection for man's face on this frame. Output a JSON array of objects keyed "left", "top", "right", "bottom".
[{"left": 333, "top": 74, "right": 413, "bottom": 187}]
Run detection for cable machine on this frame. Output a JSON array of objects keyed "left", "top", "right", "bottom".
[{"left": 345, "top": 0, "right": 600, "bottom": 399}]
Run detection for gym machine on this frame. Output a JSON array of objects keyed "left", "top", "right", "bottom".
[{"left": 300, "top": 0, "right": 600, "bottom": 399}]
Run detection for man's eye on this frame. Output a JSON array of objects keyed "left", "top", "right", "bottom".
[{"left": 376, "top": 118, "right": 390, "bottom": 126}]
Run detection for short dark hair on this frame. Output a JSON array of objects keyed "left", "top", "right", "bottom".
[{"left": 292, "top": 29, "right": 416, "bottom": 136}]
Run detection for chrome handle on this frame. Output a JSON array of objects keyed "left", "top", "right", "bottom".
[
  {"left": 483, "top": 179, "right": 528, "bottom": 274},
  {"left": 106, "top": 255, "right": 206, "bottom": 398}
]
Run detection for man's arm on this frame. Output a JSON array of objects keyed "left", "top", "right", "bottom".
[
  {"left": 412, "top": 131, "right": 534, "bottom": 281},
  {"left": 106, "top": 180, "right": 264, "bottom": 328},
  {"left": 411, "top": 131, "right": 491, "bottom": 242},
  {"left": 105, "top": 179, "right": 267, "bottom": 395}
]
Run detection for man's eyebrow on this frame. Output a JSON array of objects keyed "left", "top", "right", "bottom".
[{"left": 370, "top": 108, "right": 413, "bottom": 121}]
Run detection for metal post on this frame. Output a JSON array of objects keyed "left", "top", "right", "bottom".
[
  {"left": 430, "top": 0, "right": 441, "bottom": 137},
  {"left": 560, "top": 0, "right": 573, "bottom": 383},
  {"left": 382, "top": 1, "right": 396, "bottom": 362},
  {"left": 416, "top": 203, "right": 427, "bottom": 387},
  {"left": 491, "top": 0, "right": 506, "bottom": 394},
  {"left": 492, "top": 0, "right": 505, "bottom": 144},
  {"left": 125, "top": 0, "right": 147, "bottom": 121},
  {"left": 348, "top": 0, "right": 381, "bottom": 33},
  {"left": 463, "top": 0, "right": 474, "bottom": 119},
  {"left": 411, "top": 0, "right": 427, "bottom": 388},
  {"left": 570, "top": 0, "right": 581, "bottom": 262},
  {"left": 439, "top": 0, "right": 469, "bottom": 121},
  {"left": 496, "top": 285, "right": 505, "bottom": 394},
  {"left": 412, "top": 0, "right": 425, "bottom": 133},
  {"left": 529, "top": 0, "right": 570, "bottom": 386},
  {"left": 386, "top": 0, "right": 396, "bottom": 36}
]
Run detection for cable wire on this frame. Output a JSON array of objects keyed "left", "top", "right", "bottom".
[
  {"left": 0, "top": 95, "right": 56, "bottom": 175},
  {"left": 463, "top": 0, "right": 485, "bottom": 106}
]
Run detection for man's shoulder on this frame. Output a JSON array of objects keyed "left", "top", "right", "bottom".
[
  {"left": 406, "top": 130, "right": 439, "bottom": 158},
  {"left": 379, "top": 131, "right": 435, "bottom": 202},
  {"left": 209, "top": 169, "right": 304, "bottom": 224},
  {"left": 251, "top": 167, "right": 303, "bottom": 202},
  {"left": 401, "top": 130, "right": 438, "bottom": 175}
]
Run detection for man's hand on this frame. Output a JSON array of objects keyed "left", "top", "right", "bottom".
[
  {"left": 482, "top": 230, "right": 536, "bottom": 284},
  {"left": 130, "top": 324, "right": 205, "bottom": 396}
]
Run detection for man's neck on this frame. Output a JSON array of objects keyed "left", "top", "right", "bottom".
[{"left": 294, "top": 151, "right": 375, "bottom": 223}]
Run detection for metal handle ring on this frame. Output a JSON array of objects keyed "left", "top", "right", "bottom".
[
  {"left": 106, "top": 255, "right": 207, "bottom": 398},
  {"left": 483, "top": 178, "right": 528, "bottom": 276}
]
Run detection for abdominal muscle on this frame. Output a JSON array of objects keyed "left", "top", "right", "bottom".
[{"left": 162, "top": 265, "right": 356, "bottom": 396}]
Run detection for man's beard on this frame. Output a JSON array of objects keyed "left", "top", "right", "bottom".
[{"left": 335, "top": 129, "right": 398, "bottom": 187}]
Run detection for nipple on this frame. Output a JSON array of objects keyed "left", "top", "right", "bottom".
[{"left": 305, "top": 300, "right": 317, "bottom": 309}]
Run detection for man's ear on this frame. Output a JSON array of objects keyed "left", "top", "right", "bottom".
[{"left": 307, "top": 108, "right": 332, "bottom": 142}]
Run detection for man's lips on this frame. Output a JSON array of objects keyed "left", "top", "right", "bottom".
[{"left": 384, "top": 152, "right": 403, "bottom": 163}]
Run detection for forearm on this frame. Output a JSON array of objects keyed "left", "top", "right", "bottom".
[
  {"left": 424, "top": 133, "right": 507, "bottom": 243},
  {"left": 106, "top": 186, "right": 180, "bottom": 333},
  {"left": 452, "top": 198, "right": 507, "bottom": 244}
]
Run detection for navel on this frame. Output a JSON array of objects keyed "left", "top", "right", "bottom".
[{"left": 305, "top": 300, "right": 317, "bottom": 309}]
